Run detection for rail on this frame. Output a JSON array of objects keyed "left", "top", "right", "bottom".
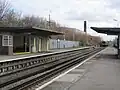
[{"left": 0, "top": 47, "right": 104, "bottom": 90}]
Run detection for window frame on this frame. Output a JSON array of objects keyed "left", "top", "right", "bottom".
[{"left": 2, "top": 35, "right": 13, "bottom": 46}]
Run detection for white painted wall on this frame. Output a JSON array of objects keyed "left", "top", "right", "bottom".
[{"left": 49, "top": 39, "right": 80, "bottom": 49}]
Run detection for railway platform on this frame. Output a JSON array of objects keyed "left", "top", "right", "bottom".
[
  {"left": 0, "top": 47, "right": 88, "bottom": 62},
  {"left": 39, "top": 47, "right": 120, "bottom": 90}
]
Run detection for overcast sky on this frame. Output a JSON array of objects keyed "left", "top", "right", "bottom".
[{"left": 10, "top": 0, "right": 120, "bottom": 41}]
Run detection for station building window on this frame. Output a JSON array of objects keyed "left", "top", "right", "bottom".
[{"left": 2, "top": 35, "right": 13, "bottom": 46}]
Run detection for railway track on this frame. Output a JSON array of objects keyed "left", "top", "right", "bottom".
[{"left": 0, "top": 47, "right": 104, "bottom": 90}]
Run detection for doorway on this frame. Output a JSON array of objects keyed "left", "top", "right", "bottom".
[{"left": 13, "top": 35, "right": 30, "bottom": 53}]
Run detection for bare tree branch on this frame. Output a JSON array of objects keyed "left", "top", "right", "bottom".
[{"left": 0, "top": 0, "right": 11, "bottom": 20}]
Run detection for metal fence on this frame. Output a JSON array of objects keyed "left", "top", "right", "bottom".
[{"left": 49, "top": 39, "right": 80, "bottom": 49}]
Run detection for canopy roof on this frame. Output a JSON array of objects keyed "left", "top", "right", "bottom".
[
  {"left": 91, "top": 27, "right": 120, "bottom": 35},
  {"left": 0, "top": 27, "right": 63, "bottom": 36}
]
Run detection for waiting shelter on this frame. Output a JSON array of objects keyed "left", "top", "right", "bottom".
[
  {"left": 0, "top": 27, "right": 63, "bottom": 55},
  {"left": 91, "top": 27, "right": 120, "bottom": 58}
]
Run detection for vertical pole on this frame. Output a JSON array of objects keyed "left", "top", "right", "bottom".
[
  {"left": 73, "top": 31, "right": 74, "bottom": 41},
  {"left": 34, "top": 37, "right": 35, "bottom": 48},
  {"left": 48, "top": 14, "right": 50, "bottom": 29},
  {"left": 39, "top": 38, "right": 41, "bottom": 52},
  {"left": 29, "top": 35, "right": 31, "bottom": 52},
  {"left": 46, "top": 37, "right": 49, "bottom": 51},
  {"left": 84, "top": 21, "right": 87, "bottom": 46},
  {"left": 25, "top": 36, "right": 27, "bottom": 52},
  {"left": 64, "top": 35, "right": 65, "bottom": 40},
  {"left": 118, "top": 34, "right": 120, "bottom": 58},
  {"left": 33, "top": 37, "right": 36, "bottom": 52}
]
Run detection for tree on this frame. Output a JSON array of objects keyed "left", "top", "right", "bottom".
[
  {"left": 0, "top": 0, "right": 101, "bottom": 45},
  {"left": 2, "top": 9, "right": 22, "bottom": 26},
  {"left": 0, "top": 0, "right": 11, "bottom": 20}
]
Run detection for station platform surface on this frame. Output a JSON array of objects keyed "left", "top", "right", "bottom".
[
  {"left": 0, "top": 47, "right": 87, "bottom": 62},
  {"left": 41, "top": 47, "right": 120, "bottom": 90}
]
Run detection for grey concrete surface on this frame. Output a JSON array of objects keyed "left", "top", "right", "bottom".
[
  {"left": 0, "top": 48, "right": 70, "bottom": 61},
  {"left": 0, "top": 52, "right": 48, "bottom": 61},
  {"left": 0, "top": 47, "right": 86, "bottom": 62},
  {"left": 41, "top": 47, "right": 120, "bottom": 90}
]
